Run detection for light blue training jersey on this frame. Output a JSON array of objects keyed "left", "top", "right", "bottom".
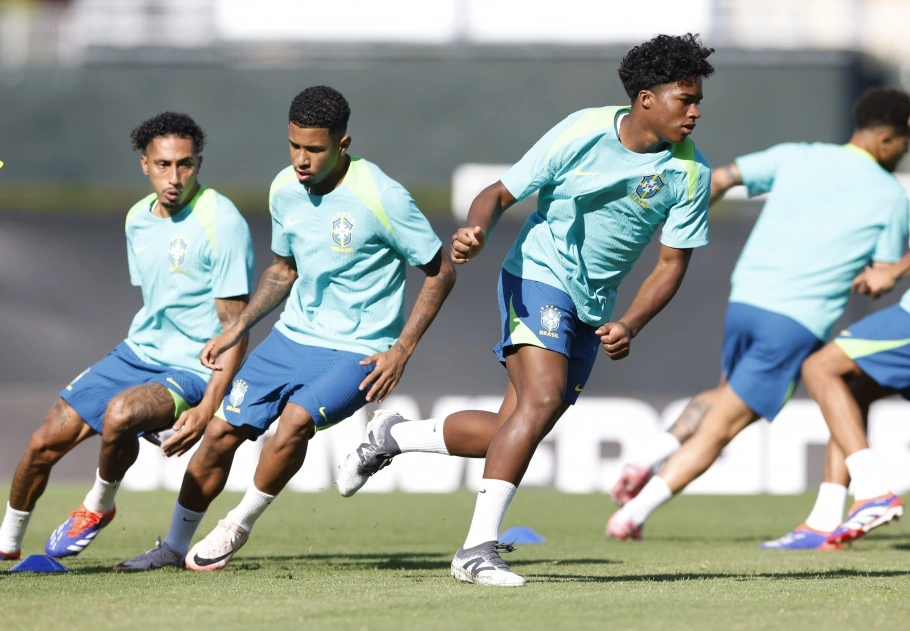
[
  {"left": 124, "top": 187, "right": 255, "bottom": 380},
  {"left": 731, "top": 143, "right": 909, "bottom": 340},
  {"left": 269, "top": 156, "right": 443, "bottom": 356},
  {"left": 500, "top": 106, "right": 711, "bottom": 327}
]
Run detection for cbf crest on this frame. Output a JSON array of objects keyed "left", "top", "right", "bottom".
[
  {"left": 331, "top": 215, "right": 355, "bottom": 253},
  {"left": 168, "top": 234, "right": 188, "bottom": 272},
  {"left": 539, "top": 305, "right": 561, "bottom": 339},
  {"left": 226, "top": 379, "right": 248, "bottom": 413},
  {"left": 635, "top": 174, "right": 665, "bottom": 199}
]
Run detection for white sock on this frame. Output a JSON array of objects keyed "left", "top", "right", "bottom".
[
  {"left": 463, "top": 479, "right": 516, "bottom": 549},
  {"left": 639, "top": 432, "right": 682, "bottom": 473},
  {"left": 804, "top": 483, "right": 848, "bottom": 533},
  {"left": 225, "top": 486, "right": 275, "bottom": 533},
  {"left": 389, "top": 418, "right": 449, "bottom": 455},
  {"left": 83, "top": 469, "right": 120, "bottom": 515},
  {"left": 845, "top": 449, "right": 890, "bottom": 500},
  {"left": 0, "top": 503, "right": 31, "bottom": 554},
  {"left": 163, "top": 503, "right": 206, "bottom": 555},
  {"left": 623, "top": 476, "right": 673, "bottom": 527}
]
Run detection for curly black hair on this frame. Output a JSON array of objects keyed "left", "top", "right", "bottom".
[
  {"left": 288, "top": 86, "right": 351, "bottom": 135},
  {"left": 618, "top": 33, "right": 715, "bottom": 100},
  {"left": 130, "top": 112, "right": 206, "bottom": 154},
  {"left": 854, "top": 88, "right": 910, "bottom": 133}
]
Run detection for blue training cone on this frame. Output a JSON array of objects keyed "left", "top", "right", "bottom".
[
  {"left": 8, "top": 555, "right": 69, "bottom": 573},
  {"left": 500, "top": 526, "right": 546, "bottom": 544}
]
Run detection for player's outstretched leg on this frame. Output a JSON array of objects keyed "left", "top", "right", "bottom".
[
  {"left": 114, "top": 536, "right": 185, "bottom": 571},
  {"left": 45, "top": 503, "right": 117, "bottom": 558},
  {"left": 336, "top": 409, "right": 405, "bottom": 497},
  {"left": 451, "top": 541, "right": 525, "bottom": 587}
]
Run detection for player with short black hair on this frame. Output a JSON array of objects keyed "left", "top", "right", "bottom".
[
  {"left": 337, "top": 33, "right": 714, "bottom": 587},
  {"left": 608, "top": 87, "right": 910, "bottom": 550},
  {"left": 0, "top": 113, "right": 254, "bottom": 562},
  {"left": 116, "top": 86, "right": 455, "bottom": 572}
]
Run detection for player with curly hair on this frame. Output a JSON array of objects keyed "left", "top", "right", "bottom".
[
  {"left": 0, "top": 112, "right": 254, "bottom": 563},
  {"left": 335, "top": 34, "right": 715, "bottom": 586},
  {"left": 607, "top": 87, "right": 910, "bottom": 547},
  {"left": 116, "top": 86, "right": 456, "bottom": 572}
]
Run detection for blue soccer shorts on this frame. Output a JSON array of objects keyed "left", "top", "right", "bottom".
[
  {"left": 722, "top": 302, "right": 823, "bottom": 421},
  {"left": 60, "top": 341, "right": 207, "bottom": 433},
  {"left": 216, "top": 328, "right": 375, "bottom": 439},
  {"left": 494, "top": 268, "right": 600, "bottom": 405},
  {"left": 834, "top": 304, "right": 910, "bottom": 397}
]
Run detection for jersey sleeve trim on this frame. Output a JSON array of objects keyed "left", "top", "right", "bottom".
[
  {"left": 125, "top": 193, "right": 157, "bottom": 228},
  {"left": 268, "top": 167, "right": 299, "bottom": 210},
  {"left": 188, "top": 187, "right": 218, "bottom": 254},
  {"left": 671, "top": 139, "right": 699, "bottom": 203},
  {"left": 344, "top": 156, "right": 395, "bottom": 237}
]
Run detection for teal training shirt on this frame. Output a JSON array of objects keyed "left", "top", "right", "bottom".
[
  {"left": 124, "top": 187, "right": 255, "bottom": 380},
  {"left": 500, "top": 106, "right": 711, "bottom": 327},
  {"left": 732, "top": 143, "right": 909, "bottom": 339},
  {"left": 268, "top": 157, "right": 443, "bottom": 355}
]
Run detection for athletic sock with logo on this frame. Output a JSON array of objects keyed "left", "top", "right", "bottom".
[
  {"left": 226, "top": 486, "right": 275, "bottom": 533},
  {"left": 462, "top": 479, "right": 516, "bottom": 549},
  {"left": 83, "top": 469, "right": 120, "bottom": 515},
  {"left": 389, "top": 418, "right": 450, "bottom": 455},
  {"left": 164, "top": 503, "right": 206, "bottom": 555}
]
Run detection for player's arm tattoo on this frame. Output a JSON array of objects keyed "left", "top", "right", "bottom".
[
  {"left": 395, "top": 247, "right": 456, "bottom": 356},
  {"left": 666, "top": 398, "right": 711, "bottom": 442},
  {"left": 215, "top": 295, "right": 249, "bottom": 331},
  {"left": 709, "top": 163, "right": 743, "bottom": 206},
  {"left": 237, "top": 253, "right": 298, "bottom": 331}
]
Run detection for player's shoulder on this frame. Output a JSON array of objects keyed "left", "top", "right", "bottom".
[
  {"left": 670, "top": 137, "right": 710, "bottom": 171},
  {"left": 203, "top": 188, "right": 249, "bottom": 227},
  {"left": 345, "top": 155, "right": 413, "bottom": 203},
  {"left": 269, "top": 165, "right": 300, "bottom": 202},
  {"left": 125, "top": 192, "right": 157, "bottom": 230},
  {"left": 550, "top": 106, "right": 625, "bottom": 145}
]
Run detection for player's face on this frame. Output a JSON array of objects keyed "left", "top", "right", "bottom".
[
  {"left": 878, "top": 132, "right": 910, "bottom": 173},
  {"left": 140, "top": 135, "right": 201, "bottom": 211},
  {"left": 648, "top": 78, "right": 703, "bottom": 144},
  {"left": 288, "top": 124, "right": 351, "bottom": 190}
]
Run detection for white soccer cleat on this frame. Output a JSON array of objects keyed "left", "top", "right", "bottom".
[
  {"left": 185, "top": 520, "right": 249, "bottom": 572},
  {"left": 113, "top": 537, "right": 185, "bottom": 571},
  {"left": 606, "top": 509, "right": 643, "bottom": 541},
  {"left": 450, "top": 541, "right": 526, "bottom": 587},
  {"left": 336, "top": 409, "right": 405, "bottom": 497}
]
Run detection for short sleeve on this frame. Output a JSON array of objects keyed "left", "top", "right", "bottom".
[
  {"left": 661, "top": 162, "right": 711, "bottom": 249},
  {"left": 872, "top": 193, "right": 910, "bottom": 263},
  {"left": 500, "top": 112, "right": 586, "bottom": 202},
  {"left": 211, "top": 202, "right": 255, "bottom": 298},
  {"left": 126, "top": 229, "right": 142, "bottom": 287},
  {"left": 269, "top": 190, "right": 293, "bottom": 257},
  {"left": 735, "top": 143, "right": 799, "bottom": 197},
  {"left": 378, "top": 185, "right": 443, "bottom": 266}
]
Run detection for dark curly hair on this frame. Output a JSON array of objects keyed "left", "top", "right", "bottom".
[
  {"left": 854, "top": 88, "right": 910, "bottom": 134},
  {"left": 130, "top": 112, "right": 206, "bottom": 154},
  {"left": 618, "top": 33, "right": 715, "bottom": 100},
  {"left": 288, "top": 85, "right": 351, "bottom": 135}
]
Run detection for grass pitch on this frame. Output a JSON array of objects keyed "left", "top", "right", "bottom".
[{"left": 1, "top": 486, "right": 908, "bottom": 630}]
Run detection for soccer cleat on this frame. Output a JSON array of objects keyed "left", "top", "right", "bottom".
[
  {"left": 185, "top": 519, "right": 249, "bottom": 572},
  {"left": 0, "top": 549, "right": 21, "bottom": 561},
  {"left": 336, "top": 409, "right": 405, "bottom": 497},
  {"left": 605, "top": 509, "right": 643, "bottom": 541},
  {"left": 760, "top": 523, "right": 842, "bottom": 550},
  {"left": 113, "top": 536, "right": 185, "bottom": 571},
  {"left": 450, "top": 541, "right": 526, "bottom": 587},
  {"left": 611, "top": 463, "right": 653, "bottom": 506},
  {"left": 45, "top": 504, "right": 116, "bottom": 558},
  {"left": 826, "top": 493, "right": 903, "bottom": 545}
]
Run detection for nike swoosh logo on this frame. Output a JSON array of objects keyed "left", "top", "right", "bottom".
[
  {"left": 133, "top": 245, "right": 149, "bottom": 253},
  {"left": 286, "top": 218, "right": 305, "bottom": 227},
  {"left": 192, "top": 551, "right": 233, "bottom": 567},
  {"left": 574, "top": 169, "right": 599, "bottom": 176},
  {"left": 479, "top": 489, "right": 486, "bottom": 494},
  {"left": 319, "top": 407, "right": 328, "bottom": 421},
  {"left": 166, "top": 378, "right": 185, "bottom": 393},
  {"left": 182, "top": 517, "right": 198, "bottom": 522},
  {"left": 574, "top": 385, "right": 583, "bottom": 392}
]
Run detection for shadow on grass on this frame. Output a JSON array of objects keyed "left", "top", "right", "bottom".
[{"left": 530, "top": 568, "right": 910, "bottom": 583}]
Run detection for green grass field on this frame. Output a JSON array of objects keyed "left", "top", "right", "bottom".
[{"left": 1, "top": 486, "right": 908, "bottom": 630}]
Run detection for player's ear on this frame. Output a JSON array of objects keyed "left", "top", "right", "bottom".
[
  {"left": 338, "top": 134, "right": 351, "bottom": 154},
  {"left": 196, "top": 154, "right": 204, "bottom": 171},
  {"left": 638, "top": 89, "right": 653, "bottom": 111},
  {"left": 140, "top": 153, "right": 149, "bottom": 175}
]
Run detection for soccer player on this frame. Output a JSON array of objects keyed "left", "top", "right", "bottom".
[
  {"left": 336, "top": 33, "right": 715, "bottom": 587},
  {"left": 0, "top": 113, "right": 254, "bottom": 561},
  {"left": 116, "top": 85, "right": 455, "bottom": 572},
  {"left": 606, "top": 87, "right": 910, "bottom": 546}
]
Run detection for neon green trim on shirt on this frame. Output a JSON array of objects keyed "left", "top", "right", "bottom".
[
  {"left": 508, "top": 296, "right": 545, "bottom": 348},
  {"left": 125, "top": 193, "right": 157, "bottom": 228},
  {"left": 671, "top": 138, "right": 698, "bottom": 202},
  {"left": 835, "top": 337, "right": 910, "bottom": 360},
  {"left": 545, "top": 107, "right": 625, "bottom": 162},
  {"left": 843, "top": 143, "right": 876, "bottom": 162},
  {"left": 269, "top": 167, "right": 299, "bottom": 208},
  {"left": 344, "top": 156, "right": 394, "bottom": 236},
  {"left": 188, "top": 187, "right": 218, "bottom": 254}
]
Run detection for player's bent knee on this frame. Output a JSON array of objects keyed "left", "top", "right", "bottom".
[{"left": 24, "top": 431, "right": 73, "bottom": 467}]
